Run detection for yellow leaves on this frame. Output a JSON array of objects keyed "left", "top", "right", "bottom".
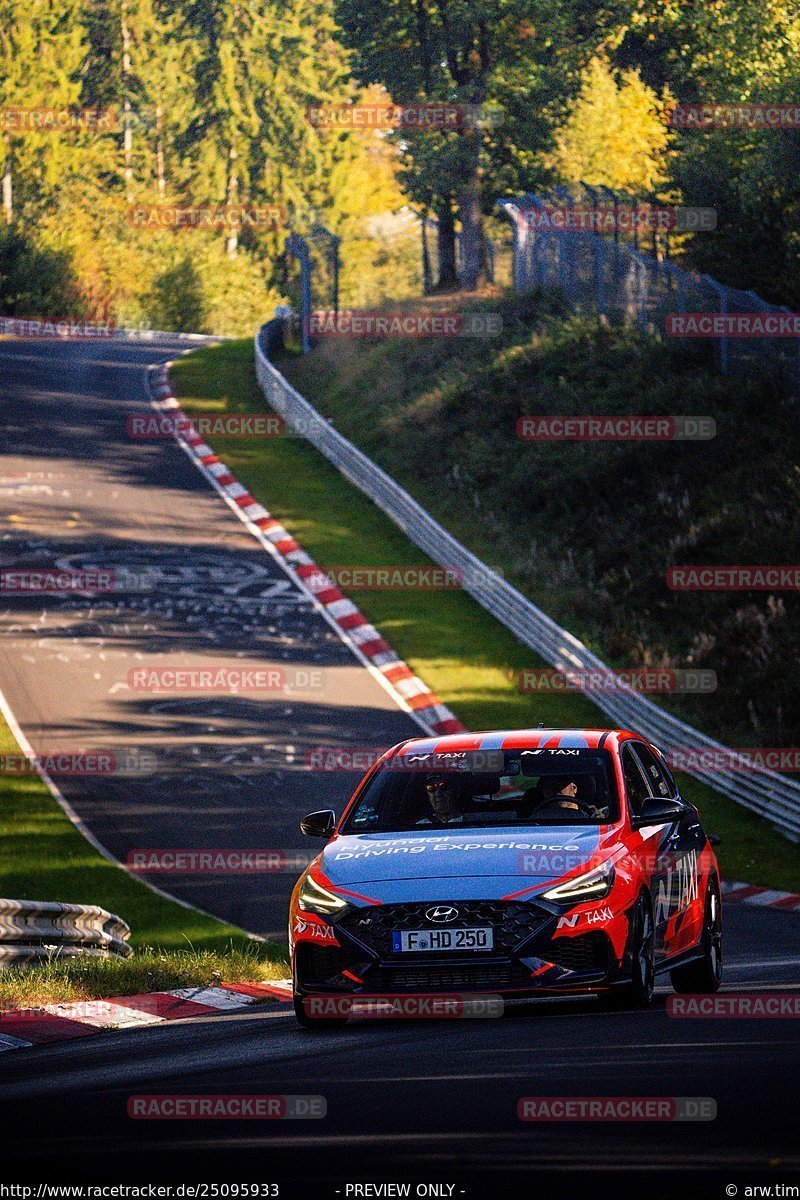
[{"left": 545, "top": 57, "right": 673, "bottom": 197}]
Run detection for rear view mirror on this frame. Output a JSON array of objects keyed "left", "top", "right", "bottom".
[
  {"left": 300, "top": 809, "right": 337, "bottom": 838},
  {"left": 632, "top": 796, "right": 685, "bottom": 828}
]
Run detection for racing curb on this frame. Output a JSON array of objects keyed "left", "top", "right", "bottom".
[
  {"left": 721, "top": 880, "right": 800, "bottom": 912},
  {"left": 147, "top": 365, "right": 465, "bottom": 738},
  {"left": 0, "top": 980, "right": 293, "bottom": 1052}
]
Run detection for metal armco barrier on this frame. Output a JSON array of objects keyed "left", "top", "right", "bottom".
[
  {"left": 255, "top": 319, "right": 800, "bottom": 841},
  {"left": 0, "top": 898, "right": 133, "bottom": 963}
]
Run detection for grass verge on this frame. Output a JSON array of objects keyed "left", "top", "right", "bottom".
[
  {"left": 169, "top": 337, "right": 800, "bottom": 892},
  {"left": 284, "top": 291, "right": 799, "bottom": 750},
  {"left": 0, "top": 945, "right": 285, "bottom": 1010}
]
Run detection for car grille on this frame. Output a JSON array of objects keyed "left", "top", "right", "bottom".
[
  {"left": 338, "top": 901, "right": 550, "bottom": 958},
  {"left": 547, "top": 933, "right": 609, "bottom": 973},
  {"left": 375, "top": 964, "right": 515, "bottom": 991},
  {"left": 296, "top": 943, "right": 353, "bottom": 985}
]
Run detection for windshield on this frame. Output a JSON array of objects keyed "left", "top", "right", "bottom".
[{"left": 342, "top": 748, "right": 619, "bottom": 833}]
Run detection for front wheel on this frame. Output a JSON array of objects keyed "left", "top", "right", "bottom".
[
  {"left": 292, "top": 962, "right": 349, "bottom": 1029},
  {"left": 670, "top": 878, "right": 723, "bottom": 994},
  {"left": 292, "top": 992, "right": 347, "bottom": 1029},
  {"left": 601, "top": 893, "right": 655, "bottom": 1009}
]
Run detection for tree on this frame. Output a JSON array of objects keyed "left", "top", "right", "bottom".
[
  {"left": 546, "top": 56, "right": 672, "bottom": 195},
  {"left": 0, "top": 0, "right": 87, "bottom": 224},
  {"left": 336, "top": 0, "right": 638, "bottom": 290}
]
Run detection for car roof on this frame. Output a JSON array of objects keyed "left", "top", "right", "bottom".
[{"left": 389, "top": 729, "right": 642, "bottom": 756}]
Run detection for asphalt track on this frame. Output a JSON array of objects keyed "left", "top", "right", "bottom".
[
  {"left": 0, "top": 904, "right": 798, "bottom": 1194},
  {"left": 0, "top": 337, "right": 419, "bottom": 935},
  {"left": 1, "top": 337, "right": 799, "bottom": 1198}
]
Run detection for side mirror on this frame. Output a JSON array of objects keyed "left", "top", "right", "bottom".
[
  {"left": 300, "top": 809, "right": 336, "bottom": 838},
  {"left": 632, "top": 796, "right": 686, "bottom": 828}
]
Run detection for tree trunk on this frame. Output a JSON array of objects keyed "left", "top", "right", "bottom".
[
  {"left": 457, "top": 128, "right": 488, "bottom": 291},
  {"left": 436, "top": 196, "right": 458, "bottom": 290},
  {"left": 1, "top": 137, "right": 12, "bottom": 225},
  {"left": 420, "top": 210, "right": 433, "bottom": 294},
  {"left": 156, "top": 104, "right": 166, "bottom": 196},
  {"left": 121, "top": 3, "right": 133, "bottom": 202},
  {"left": 225, "top": 146, "right": 238, "bottom": 258}
]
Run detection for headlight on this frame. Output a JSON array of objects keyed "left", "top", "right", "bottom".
[
  {"left": 298, "top": 874, "right": 349, "bottom": 916},
  {"left": 542, "top": 861, "right": 615, "bottom": 903}
]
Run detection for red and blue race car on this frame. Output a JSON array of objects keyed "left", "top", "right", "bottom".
[{"left": 289, "top": 728, "right": 722, "bottom": 1026}]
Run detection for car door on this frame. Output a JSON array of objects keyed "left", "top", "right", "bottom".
[
  {"left": 620, "top": 743, "right": 671, "bottom": 954},
  {"left": 630, "top": 742, "right": 703, "bottom": 955}
]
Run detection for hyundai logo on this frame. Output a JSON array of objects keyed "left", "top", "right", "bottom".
[{"left": 425, "top": 905, "right": 459, "bottom": 924}]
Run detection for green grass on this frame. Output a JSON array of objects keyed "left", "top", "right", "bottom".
[
  {"left": 0, "top": 715, "right": 291, "bottom": 977},
  {"left": 170, "top": 337, "right": 800, "bottom": 892},
  {"left": 0, "top": 945, "right": 287, "bottom": 1010},
  {"left": 283, "top": 291, "right": 800, "bottom": 750}
]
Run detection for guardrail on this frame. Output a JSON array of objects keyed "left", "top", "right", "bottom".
[
  {"left": 0, "top": 899, "right": 132, "bottom": 964},
  {"left": 254, "top": 319, "right": 800, "bottom": 841}
]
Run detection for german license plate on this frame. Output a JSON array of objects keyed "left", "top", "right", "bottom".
[{"left": 392, "top": 926, "right": 493, "bottom": 953}]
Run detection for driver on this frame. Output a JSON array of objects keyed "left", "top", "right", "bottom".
[
  {"left": 535, "top": 776, "right": 607, "bottom": 819},
  {"left": 538, "top": 775, "right": 582, "bottom": 812},
  {"left": 417, "top": 773, "right": 464, "bottom": 826}
]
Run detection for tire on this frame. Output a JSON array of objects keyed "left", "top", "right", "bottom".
[
  {"left": 292, "top": 964, "right": 349, "bottom": 1029},
  {"left": 601, "top": 892, "right": 655, "bottom": 1009},
  {"left": 292, "top": 991, "right": 348, "bottom": 1029},
  {"left": 670, "top": 877, "right": 723, "bottom": 994}
]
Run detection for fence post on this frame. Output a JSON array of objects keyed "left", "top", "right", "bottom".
[
  {"left": 600, "top": 185, "right": 620, "bottom": 246},
  {"left": 523, "top": 194, "right": 543, "bottom": 288},
  {"left": 310, "top": 224, "right": 340, "bottom": 321},
  {"left": 664, "top": 263, "right": 686, "bottom": 347},
  {"left": 286, "top": 232, "right": 312, "bottom": 354},
  {"left": 497, "top": 200, "right": 530, "bottom": 292},
  {"left": 420, "top": 212, "right": 434, "bottom": 294},
  {"left": 703, "top": 275, "right": 729, "bottom": 374},
  {"left": 581, "top": 182, "right": 605, "bottom": 317},
  {"left": 552, "top": 186, "right": 575, "bottom": 301}
]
